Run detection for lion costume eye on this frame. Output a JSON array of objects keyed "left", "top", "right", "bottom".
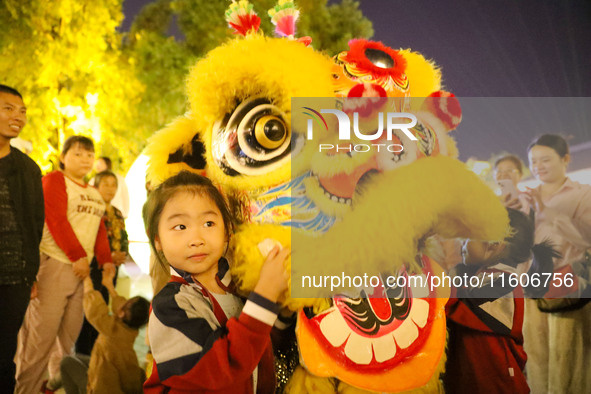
[
  {"left": 212, "top": 97, "right": 294, "bottom": 176},
  {"left": 254, "top": 115, "right": 287, "bottom": 149}
]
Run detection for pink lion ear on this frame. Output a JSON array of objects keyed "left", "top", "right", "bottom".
[
  {"left": 225, "top": 1, "right": 261, "bottom": 36},
  {"left": 426, "top": 91, "right": 462, "bottom": 131},
  {"left": 268, "top": 0, "right": 300, "bottom": 38}
]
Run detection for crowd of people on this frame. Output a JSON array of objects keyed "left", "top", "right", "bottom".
[
  {"left": 443, "top": 137, "right": 591, "bottom": 393},
  {"left": 2, "top": 82, "right": 590, "bottom": 393},
  {"left": 1, "top": 85, "right": 148, "bottom": 394}
]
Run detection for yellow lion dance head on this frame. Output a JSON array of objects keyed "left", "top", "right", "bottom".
[{"left": 145, "top": 2, "right": 508, "bottom": 392}]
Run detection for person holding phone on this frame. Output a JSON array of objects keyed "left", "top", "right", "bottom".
[
  {"left": 522, "top": 134, "right": 591, "bottom": 394},
  {"left": 493, "top": 154, "right": 529, "bottom": 214}
]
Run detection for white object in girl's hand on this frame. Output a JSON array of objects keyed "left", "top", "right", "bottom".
[{"left": 258, "top": 238, "right": 283, "bottom": 257}]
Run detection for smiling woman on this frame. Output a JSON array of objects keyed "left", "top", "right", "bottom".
[{"left": 523, "top": 134, "right": 591, "bottom": 393}]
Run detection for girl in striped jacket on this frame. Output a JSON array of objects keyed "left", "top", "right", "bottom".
[{"left": 143, "top": 171, "right": 290, "bottom": 393}]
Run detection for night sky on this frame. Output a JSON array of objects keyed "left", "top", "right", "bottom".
[
  {"left": 357, "top": 0, "right": 591, "bottom": 168},
  {"left": 360, "top": 0, "right": 591, "bottom": 97},
  {"left": 122, "top": 0, "right": 591, "bottom": 170}
]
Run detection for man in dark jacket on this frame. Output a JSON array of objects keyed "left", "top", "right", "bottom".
[{"left": 0, "top": 84, "right": 44, "bottom": 391}]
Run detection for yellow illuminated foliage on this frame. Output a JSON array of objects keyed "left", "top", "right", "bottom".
[
  {"left": 0, "top": 0, "right": 144, "bottom": 173},
  {"left": 0, "top": 0, "right": 373, "bottom": 174}
]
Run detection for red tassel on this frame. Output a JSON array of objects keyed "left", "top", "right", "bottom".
[{"left": 228, "top": 14, "right": 261, "bottom": 36}]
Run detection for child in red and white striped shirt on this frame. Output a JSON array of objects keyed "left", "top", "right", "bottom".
[{"left": 15, "top": 136, "right": 115, "bottom": 394}]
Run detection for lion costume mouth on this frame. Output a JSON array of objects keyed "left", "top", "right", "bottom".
[
  {"left": 302, "top": 95, "right": 448, "bottom": 218},
  {"left": 289, "top": 155, "right": 508, "bottom": 391},
  {"left": 297, "top": 255, "right": 448, "bottom": 392}
]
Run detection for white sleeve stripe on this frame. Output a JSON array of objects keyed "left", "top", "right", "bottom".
[
  {"left": 242, "top": 300, "right": 278, "bottom": 326},
  {"left": 148, "top": 312, "right": 203, "bottom": 363}
]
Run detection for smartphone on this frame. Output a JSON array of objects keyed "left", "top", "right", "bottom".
[{"left": 497, "top": 179, "right": 519, "bottom": 201}]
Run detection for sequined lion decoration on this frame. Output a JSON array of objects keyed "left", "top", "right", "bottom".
[{"left": 145, "top": 1, "right": 509, "bottom": 392}]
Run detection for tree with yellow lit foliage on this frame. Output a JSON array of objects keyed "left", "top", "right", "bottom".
[
  {"left": 0, "top": 0, "right": 144, "bottom": 173},
  {"left": 0, "top": 0, "right": 372, "bottom": 173},
  {"left": 124, "top": 0, "right": 373, "bottom": 157}
]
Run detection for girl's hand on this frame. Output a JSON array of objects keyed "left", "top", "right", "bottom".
[
  {"left": 111, "top": 251, "right": 127, "bottom": 266},
  {"left": 525, "top": 187, "right": 545, "bottom": 212},
  {"left": 254, "top": 246, "right": 291, "bottom": 303},
  {"left": 72, "top": 257, "right": 90, "bottom": 279}
]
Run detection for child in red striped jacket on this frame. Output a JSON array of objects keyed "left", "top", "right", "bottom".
[{"left": 143, "top": 171, "right": 290, "bottom": 393}]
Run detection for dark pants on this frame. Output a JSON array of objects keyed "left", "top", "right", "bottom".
[{"left": 0, "top": 283, "right": 31, "bottom": 392}]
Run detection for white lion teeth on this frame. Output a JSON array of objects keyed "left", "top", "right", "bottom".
[
  {"left": 320, "top": 184, "right": 349, "bottom": 205},
  {"left": 410, "top": 298, "right": 429, "bottom": 328},
  {"left": 316, "top": 298, "right": 431, "bottom": 364},
  {"left": 393, "top": 317, "right": 419, "bottom": 349},
  {"left": 319, "top": 311, "right": 350, "bottom": 347},
  {"left": 372, "top": 332, "right": 396, "bottom": 363},
  {"left": 344, "top": 332, "right": 373, "bottom": 365}
]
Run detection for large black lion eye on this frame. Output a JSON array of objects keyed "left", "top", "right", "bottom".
[
  {"left": 365, "top": 48, "right": 395, "bottom": 69},
  {"left": 254, "top": 115, "right": 287, "bottom": 149},
  {"left": 211, "top": 97, "right": 296, "bottom": 176}
]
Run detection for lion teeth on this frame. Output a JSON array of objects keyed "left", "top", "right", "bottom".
[
  {"left": 372, "top": 332, "right": 396, "bottom": 363},
  {"left": 410, "top": 298, "right": 429, "bottom": 328},
  {"left": 319, "top": 311, "right": 350, "bottom": 347},
  {"left": 315, "top": 297, "right": 430, "bottom": 364},
  {"left": 393, "top": 317, "right": 419, "bottom": 349},
  {"left": 344, "top": 332, "right": 373, "bottom": 365}
]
